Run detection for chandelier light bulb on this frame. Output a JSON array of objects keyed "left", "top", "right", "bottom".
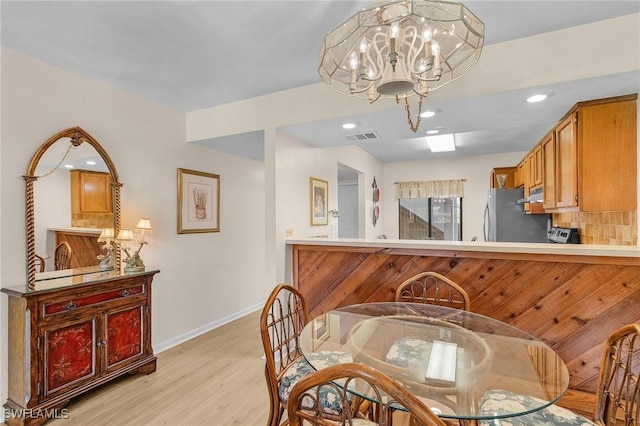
[
  {"left": 423, "top": 25, "right": 433, "bottom": 42},
  {"left": 359, "top": 39, "right": 368, "bottom": 53},
  {"left": 350, "top": 52, "right": 358, "bottom": 70},
  {"left": 390, "top": 22, "right": 400, "bottom": 39}
]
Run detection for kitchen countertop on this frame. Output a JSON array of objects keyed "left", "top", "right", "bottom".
[{"left": 286, "top": 237, "right": 640, "bottom": 258}]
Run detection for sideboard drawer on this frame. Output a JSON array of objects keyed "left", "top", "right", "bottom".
[{"left": 42, "top": 284, "right": 145, "bottom": 317}]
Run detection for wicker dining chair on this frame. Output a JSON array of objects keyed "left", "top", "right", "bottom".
[
  {"left": 54, "top": 241, "right": 72, "bottom": 270},
  {"left": 260, "top": 284, "right": 354, "bottom": 426},
  {"left": 478, "top": 323, "right": 640, "bottom": 426},
  {"left": 395, "top": 272, "right": 471, "bottom": 311},
  {"left": 34, "top": 253, "right": 46, "bottom": 272},
  {"left": 287, "top": 362, "right": 447, "bottom": 426}
]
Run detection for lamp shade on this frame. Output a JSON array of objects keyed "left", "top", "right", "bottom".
[
  {"left": 115, "top": 228, "right": 135, "bottom": 242},
  {"left": 135, "top": 218, "right": 153, "bottom": 231},
  {"left": 98, "top": 228, "right": 115, "bottom": 242}
]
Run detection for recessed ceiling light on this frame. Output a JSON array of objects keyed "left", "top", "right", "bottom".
[
  {"left": 342, "top": 122, "right": 357, "bottom": 129},
  {"left": 426, "top": 129, "right": 439, "bottom": 135},
  {"left": 420, "top": 107, "right": 441, "bottom": 118},
  {"left": 426, "top": 134, "right": 455, "bottom": 152},
  {"left": 64, "top": 164, "right": 74, "bottom": 169},
  {"left": 86, "top": 160, "right": 97, "bottom": 165},
  {"left": 526, "top": 94, "right": 548, "bottom": 103}
]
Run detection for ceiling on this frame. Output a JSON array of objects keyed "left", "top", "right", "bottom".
[{"left": 2, "top": 1, "right": 639, "bottom": 164}]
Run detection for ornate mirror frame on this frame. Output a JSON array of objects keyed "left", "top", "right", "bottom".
[{"left": 24, "top": 126, "right": 122, "bottom": 289}]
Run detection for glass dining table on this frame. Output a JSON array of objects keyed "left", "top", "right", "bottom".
[{"left": 300, "top": 302, "right": 570, "bottom": 424}]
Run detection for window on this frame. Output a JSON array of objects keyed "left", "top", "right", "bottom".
[{"left": 399, "top": 197, "right": 462, "bottom": 240}]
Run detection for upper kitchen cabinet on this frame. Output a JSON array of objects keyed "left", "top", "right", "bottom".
[
  {"left": 543, "top": 94, "right": 637, "bottom": 213},
  {"left": 70, "top": 169, "right": 113, "bottom": 214},
  {"left": 490, "top": 167, "right": 516, "bottom": 188}
]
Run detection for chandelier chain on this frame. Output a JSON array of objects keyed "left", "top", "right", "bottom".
[{"left": 403, "top": 96, "right": 423, "bottom": 133}]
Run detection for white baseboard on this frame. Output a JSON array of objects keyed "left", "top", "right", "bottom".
[{"left": 153, "top": 302, "right": 264, "bottom": 353}]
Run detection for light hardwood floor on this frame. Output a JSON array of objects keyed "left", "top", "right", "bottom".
[{"left": 49, "top": 310, "right": 269, "bottom": 426}]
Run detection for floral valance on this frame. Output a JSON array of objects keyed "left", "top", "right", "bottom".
[{"left": 395, "top": 179, "right": 465, "bottom": 199}]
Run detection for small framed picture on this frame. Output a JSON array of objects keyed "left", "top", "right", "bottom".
[
  {"left": 177, "top": 168, "right": 220, "bottom": 234},
  {"left": 312, "top": 314, "right": 330, "bottom": 350},
  {"left": 310, "top": 177, "right": 328, "bottom": 226}
]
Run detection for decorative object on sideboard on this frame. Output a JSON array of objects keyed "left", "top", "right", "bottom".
[
  {"left": 116, "top": 225, "right": 148, "bottom": 273},
  {"left": 318, "top": 0, "right": 484, "bottom": 132},
  {"left": 329, "top": 209, "right": 340, "bottom": 218},
  {"left": 97, "top": 228, "right": 115, "bottom": 270}
]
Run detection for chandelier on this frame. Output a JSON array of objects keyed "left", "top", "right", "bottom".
[{"left": 318, "top": 0, "right": 484, "bottom": 132}]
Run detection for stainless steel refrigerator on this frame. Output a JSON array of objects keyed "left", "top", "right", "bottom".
[{"left": 483, "top": 188, "right": 550, "bottom": 242}]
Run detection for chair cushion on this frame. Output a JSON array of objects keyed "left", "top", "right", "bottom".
[
  {"left": 385, "top": 337, "right": 431, "bottom": 367},
  {"left": 478, "top": 389, "right": 597, "bottom": 426},
  {"left": 278, "top": 350, "right": 353, "bottom": 414}
]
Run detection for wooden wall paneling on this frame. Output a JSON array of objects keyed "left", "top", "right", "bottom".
[
  {"left": 538, "top": 267, "right": 640, "bottom": 345},
  {"left": 291, "top": 244, "right": 640, "bottom": 398},
  {"left": 484, "top": 262, "right": 584, "bottom": 323}
]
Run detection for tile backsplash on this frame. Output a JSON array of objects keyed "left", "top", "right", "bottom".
[
  {"left": 553, "top": 211, "right": 637, "bottom": 245},
  {"left": 71, "top": 212, "right": 113, "bottom": 229}
]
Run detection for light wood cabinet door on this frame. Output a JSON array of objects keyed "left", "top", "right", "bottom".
[
  {"left": 533, "top": 144, "right": 542, "bottom": 186},
  {"left": 554, "top": 113, "right": 578, "bottom": 208},
  {"left": 542, "top": 132, "right": 556, "bottom": 209},
  {"left": 578, "top": 99, "right": 637, "bottom": 212},
  {"left": 71, "top": 170, "right": 113, "bottom": 214}
]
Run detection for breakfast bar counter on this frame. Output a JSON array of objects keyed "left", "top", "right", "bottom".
[{"left": 286, "top": 237, "right": 640, "bottom": 415}]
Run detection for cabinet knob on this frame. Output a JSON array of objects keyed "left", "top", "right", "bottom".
[
  {"left": 120, "top": 290, "right": 130, "bottom": 297},
  {"left": 65, "top": 302, "right": 77, "bottom": 310}
]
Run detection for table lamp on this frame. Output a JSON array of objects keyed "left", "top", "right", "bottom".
[
  {"left": 115, "top": 228, "right": 142, "bottom": 273},
  {"left": 97, "top": 228, "right": 115, "bottom": 270}
]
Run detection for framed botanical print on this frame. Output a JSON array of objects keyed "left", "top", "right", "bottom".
[
  {"left": 177, "top": 168, "right": 220, "bottom": 234},
  {"left": 310, "top": 177, "right": 328, "bottom": 226}
]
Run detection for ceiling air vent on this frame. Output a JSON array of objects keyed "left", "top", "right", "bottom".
[{"left": 344, "top": 131, "right": 381, "bottom": 142}]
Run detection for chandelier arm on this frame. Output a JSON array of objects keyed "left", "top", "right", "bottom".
[
  {"left": 350, "top": 81, "right": 376, "bottom": 95},
  {"left": 404, "top": 24, "right": 420, "bottom": 65},
  {"left": 415, "top": 74, "right": 442, "bottom": 83}
]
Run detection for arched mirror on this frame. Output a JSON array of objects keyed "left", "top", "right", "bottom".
[{"left": 24, "top": 127, "right": 122, "bottom": 289}]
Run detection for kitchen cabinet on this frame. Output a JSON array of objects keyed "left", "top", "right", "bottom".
[
  {"left": 543, "top": 94, "right": 637, "bottom": 212},
  {"left": 70, "top": 170, "right": 113, "bottom": 214},
  {"left": 542, "top": 131, "right": 556, "bottom": 209},
  {"left": 514, "top": 162, "right": 525, "bottom": 188},
  {"left": 490, "top": 167, "right": 516, "bottom": 189},
  {"left": 2, "top": 269, "right": 159, "bottom": 426},
  {"left": 532, "top": 144, "right": 542, "bottom": 186}
]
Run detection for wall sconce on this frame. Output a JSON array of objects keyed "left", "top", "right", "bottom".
[
  {"left": 115, "top": 219, "right": 152, "bottom": 273},
  {"left": 97, "top": 228, "right": 115, "bottom": 271}
]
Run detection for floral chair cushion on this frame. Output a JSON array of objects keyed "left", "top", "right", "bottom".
[
  {"left": 278, "top": 350, "right": 353, "bottom": 415},
  {"left": 385, "top": 337, "right": 432, "bottom": 367},
  {"left": 478, "top": 389, "right": 596, "bottom": 426}
]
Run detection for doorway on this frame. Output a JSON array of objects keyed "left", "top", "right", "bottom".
[{"left": 337, "top": 164, "right": 360, "bottom": 238}]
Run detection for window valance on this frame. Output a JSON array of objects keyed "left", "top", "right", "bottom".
[{"left": 395, "top": 179, "right": 465, "bottom": 199}]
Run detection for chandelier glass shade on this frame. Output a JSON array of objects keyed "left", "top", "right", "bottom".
[{"left": 318, "top": 0, "right": 484, "bottom": 130}]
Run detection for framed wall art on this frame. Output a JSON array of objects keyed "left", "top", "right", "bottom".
[
  {"left": 177, "top": 168, "right": 220, "bottom": 234},
  {"left": 310, "top": 177, "right": 328, "bottom": 226}
]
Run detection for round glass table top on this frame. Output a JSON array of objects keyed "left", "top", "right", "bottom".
[{"left": 300, "top": 302, "right": 570, "bottom": 421}]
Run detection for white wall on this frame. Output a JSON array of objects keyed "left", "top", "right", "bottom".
[
  {"left": 275, "top": 132, "right": 384, "bottom": 283},
  {"left": 0, "top": 48, "right": 267, "bottom": 409},
  {"left": 383, "top": 152, "right": 527, "bottom": 241}
]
